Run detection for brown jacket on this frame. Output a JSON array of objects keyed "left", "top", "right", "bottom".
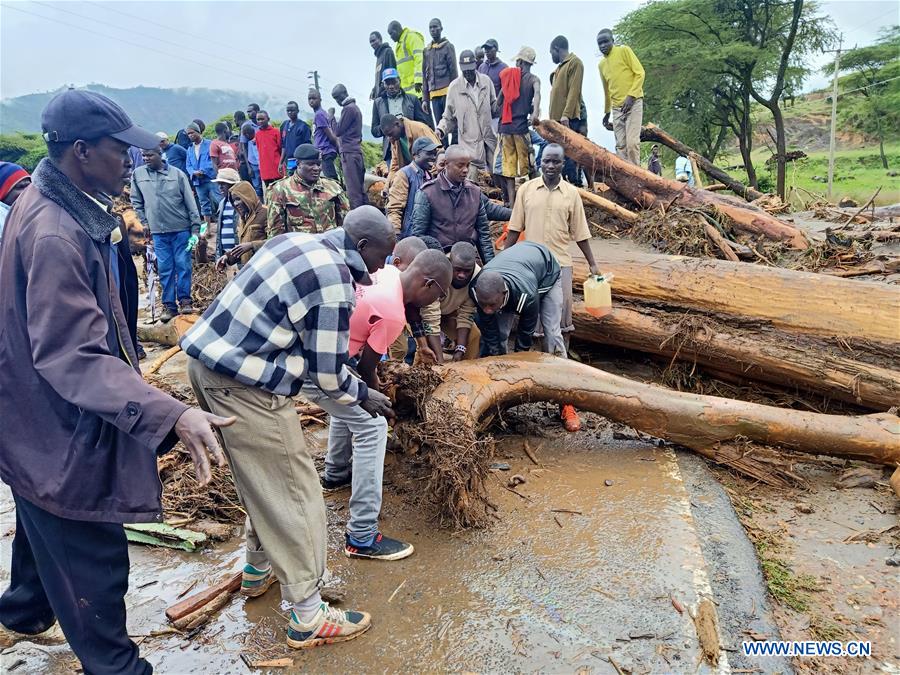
[
  {"left": 387, "top": 119, "right": 441, "bottom": 184},
  {"left": 0, "top": 159, "right": 187, "bottom": 523},
  {"left": 230, "top": 181, "right": 267, "bottom": 264}
]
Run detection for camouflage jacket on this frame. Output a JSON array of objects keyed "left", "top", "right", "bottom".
[{"left": 266, "top": 174, "right": 350, "bottom": 237}]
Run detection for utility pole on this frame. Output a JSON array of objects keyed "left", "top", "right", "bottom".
[
  {"left": 825, "top": 34, "right": 843, "bottom": 200},
  {"left": 307, "top": 70, "right": 320, "bottom": 92}
]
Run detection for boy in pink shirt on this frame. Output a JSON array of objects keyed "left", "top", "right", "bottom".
[{"left": 302, "top": 248, "right": 451, "bottom": 560}]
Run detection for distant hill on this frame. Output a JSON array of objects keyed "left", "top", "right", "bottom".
[{"left": 0, "top": 83, "right": 376, "bottom": 140}]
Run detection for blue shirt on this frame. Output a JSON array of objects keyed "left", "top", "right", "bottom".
[
  {"left": 185, "top": 139, "right": 217, "bottom": 184},
  {"left": 241, "top": 122, "right": 260, "bottom": 166},
  {"left": 162, "top": 143, "right": 188, "bottom": 174},
  {"left": 281, "top": 119, "right": 312, "bottom": 162}
]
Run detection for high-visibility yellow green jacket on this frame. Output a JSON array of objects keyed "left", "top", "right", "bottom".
[{"left": 394, "top": 27, "right": 425, "bottom": 97}]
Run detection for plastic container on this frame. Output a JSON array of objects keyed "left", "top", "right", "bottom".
[{"left": 584, "top": 274, "right": 614, "bottom": 318}]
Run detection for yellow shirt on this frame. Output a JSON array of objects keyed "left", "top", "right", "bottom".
[
  {"left": 598, "top": 45, "right": 645, "bottom": 113},
  {"left": 508, "top": 177, "right": 590, "bottom": 267}
]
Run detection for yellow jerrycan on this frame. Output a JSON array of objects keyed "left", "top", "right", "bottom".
[{"left": 583, "top": 274, "right": 613, "bottom": 318}]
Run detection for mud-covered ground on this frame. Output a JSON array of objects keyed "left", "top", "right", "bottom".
[{"left": 2, "top": 393, "right": 896, "bottom": 673}]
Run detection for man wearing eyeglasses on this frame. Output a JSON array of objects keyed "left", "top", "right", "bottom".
[{"left": 302, "top": 249, "right": 452, "bottom": 561}]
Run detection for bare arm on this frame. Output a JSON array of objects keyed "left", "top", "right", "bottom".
[{"left": 357, "top": 344, "right": 383, "bottom": 390}]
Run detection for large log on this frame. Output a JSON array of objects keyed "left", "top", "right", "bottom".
[
  {"left": 639, "top": 124, "right": 765, "bottom": 202},
  {"left": 571, "top": 303, "right": 900, "bottom": 411},
  {"left": 405, "top": 355, "right": 899, "bottom": 526},
  {"left": 570, "top": 240, "right": 900, "bottom": 344},
  {"left": 534, "top": 119, "right": 808, "bottom": 248}
]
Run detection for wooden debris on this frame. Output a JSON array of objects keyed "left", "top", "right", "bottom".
[
  {"left": 166, "top": 571, "right": 241, "bottom": 625},
  {"left": 536, "top": 119, "right": 808, "bottom": 247}
]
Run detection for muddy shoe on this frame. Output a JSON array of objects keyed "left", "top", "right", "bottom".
[
  {"left": 344, "top": 532, "right": 414, "bottom": 561},
  {"left": 160, "top": 306, "right": 177, "bottom": 323},
  {"left": 241, "top": 563, "right": 277, "bottom": 597},
  {"left": 179, "top": 301, "right": 196, "bottom": 315},
  {"left": 320, "top": 473, "right": 352, "bottom": 494},
  {"left": 561, "top": 405, "right": 582, "bottom": 433},
  {"left": 286, "top": 603, "right": 371, "bottom": 649}
]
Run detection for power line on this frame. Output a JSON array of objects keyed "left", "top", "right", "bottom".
[
  {"left": 27, "top": 0, "right": 303, "bottom": 94},
  {"left": 81, "top": 0, "right": 309, "bottom": 84},
  {"left": 838, "top": 75, "right": 900, "bottom": 97},
  {"left": 842, "top": 7, "right": 898, "bottom": 38}
]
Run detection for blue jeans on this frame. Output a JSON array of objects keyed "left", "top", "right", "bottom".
[
  {"left": 194, "top": 179, "right": 221, "bottom": 217},
  {"left": 247, "top": 163, "right": 263, "bottom": 198},
  {"left": 153, "top": 230, "right": 193, "bottom": 310},
  {"left": 301, "top": 382, "right": 388, "bottom": 543}
]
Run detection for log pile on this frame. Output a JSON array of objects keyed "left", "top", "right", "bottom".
[{"left": 563, "top": 241, "right": 900, "bottom": 413}]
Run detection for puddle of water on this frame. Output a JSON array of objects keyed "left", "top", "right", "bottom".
[{"left": 2, "top": 433, "right": 722, "bottom": 674}]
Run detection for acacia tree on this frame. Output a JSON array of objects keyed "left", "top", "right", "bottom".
[
  {"left": 617, "top": 0, "right": 835, "bottom": 195},
  {"left": 728, "top": 0, "right": 835, "bottom": 198},
  {"left": 824, "top": 26, "right": 899, "bottom": 169}
]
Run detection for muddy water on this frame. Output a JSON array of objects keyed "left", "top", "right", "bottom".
[{"left": 2, "top": 428, "right": 727, "bottom": 674}]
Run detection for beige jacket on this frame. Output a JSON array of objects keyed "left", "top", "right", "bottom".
[
  {"left": 420, "top": 263, "right": 481, "bottom": 335},
  {"left": 437, "top": 73, "right": 497, "bottom": 169}
]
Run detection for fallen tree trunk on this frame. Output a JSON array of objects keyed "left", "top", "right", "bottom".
[
  {"left": 394, "top": 356, "right": 899, "bottom": 527},
  {"left": 639, "top": 124, "right": 765, "bottom": 202},
  {"left": 570, "top": 303, "right": 900, "bottom": 411},
  {"left": 534, "top": 119, "right": 808, "bottom": 248},
  {"left": 578, "top": 187, "right": 638, "bottom": 223},
  {"left": 570, "top": 241, "right": 900, "bottom": 344}
]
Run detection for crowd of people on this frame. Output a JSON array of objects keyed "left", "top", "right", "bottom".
[{"left": 0, "top": 19, "right": 650, "bottom": 673}]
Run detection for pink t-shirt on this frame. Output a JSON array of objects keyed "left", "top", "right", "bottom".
[
  {"left": 349, "top": 264, "right": 406, "bottom": 357},
  {"left": 210, "top": 139, "right": 238, "bottom": 170}
]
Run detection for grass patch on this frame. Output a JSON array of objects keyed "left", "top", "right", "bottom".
[
  {"left": 809, "top": 614, "right": 851, "bottom": 642},
  {"left": 716, "top": 144, "right": 900, "bottom": 207},
  {"left": 726, "top": 490, "right": 820, "bottom": 612}
]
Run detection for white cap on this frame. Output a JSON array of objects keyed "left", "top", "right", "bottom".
[{"left": 155, "top": 131, "right": 168, "bottom": 140}]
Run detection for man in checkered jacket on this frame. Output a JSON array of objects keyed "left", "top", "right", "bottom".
[{"left": 180, "top": 205, "right": 395, "bottom": 650}]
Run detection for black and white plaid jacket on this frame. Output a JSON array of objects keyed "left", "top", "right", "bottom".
[{"left": 181, "top": 228, "right": 369, "bottom": 405}]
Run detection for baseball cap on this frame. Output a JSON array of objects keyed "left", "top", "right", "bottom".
[
  {"left": 514, "top": 46, "right": 536, "bottom": 65},
  {"left": 212, "top": 168, "right": 241, "bottom": 185},
  {"left": 412, "top": 137, "right": 439, "bottom": 154},
  {"left": 41, "top": 89, "right": 159, "bottom": 150},
  {"left": 381, "top": 67, "right": 400, "bottom": 83},
  {"left": 155, "top": 131, "right": 168, "bottom": 141},
  {"left": 459, "top": 50, "right": 478, "bottom": 71},
  {"left": 482, "top": 39, "right": 499, "bottom": 51}
]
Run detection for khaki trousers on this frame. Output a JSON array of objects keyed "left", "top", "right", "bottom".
[
  {"left": 612, "top": 98, "right": 643, "bottom": 166},
  {"left": 187, "top": 357, "right": 326, "bottom": 603},
  {"left": 441, "top": 315, "right": 481, "bottom": 359}
]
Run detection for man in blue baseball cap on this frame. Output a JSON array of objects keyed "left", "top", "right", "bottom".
[
  {"left": 370, "top": 67, "right": 434, "bottom": 157},
  {"left": 0, "top": 88, "right": 234, "bottom": 674}
]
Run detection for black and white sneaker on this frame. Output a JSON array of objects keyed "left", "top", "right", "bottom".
[
  {"left": 344, "top": 533, "right": 414, "bottom": 561},
  {"left": 320, "top": 473, "right": 352, "bottom": 494}
]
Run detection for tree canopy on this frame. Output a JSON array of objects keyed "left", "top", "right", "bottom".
[{"left": 617, "top": 0, "right": 836, "bottom": 192}]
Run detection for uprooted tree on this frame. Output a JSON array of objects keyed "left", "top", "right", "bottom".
[{"left": 386, "top": 356, "right": 899, "bottom": 529}]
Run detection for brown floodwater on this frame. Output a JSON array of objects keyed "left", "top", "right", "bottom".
[{"left": 2, "top": 420, "right": 739, "bottom": 674}]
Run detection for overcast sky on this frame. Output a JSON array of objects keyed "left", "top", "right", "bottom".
[{"left": 1, "top": 0, "right": 897, "bottom": 147}]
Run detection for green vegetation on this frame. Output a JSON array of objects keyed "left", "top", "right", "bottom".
[
  {"left": 618, "top": 0, "right": 837, "bottom": 197},
  {"left": 0, "top": 132, "right": 48, "bottom": 171},
  {"left": 730, "top": 494, "right": 820, "bottom": 613},
  {"left": 720, "top": 144, "right": 900, "bottom": 206}
]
